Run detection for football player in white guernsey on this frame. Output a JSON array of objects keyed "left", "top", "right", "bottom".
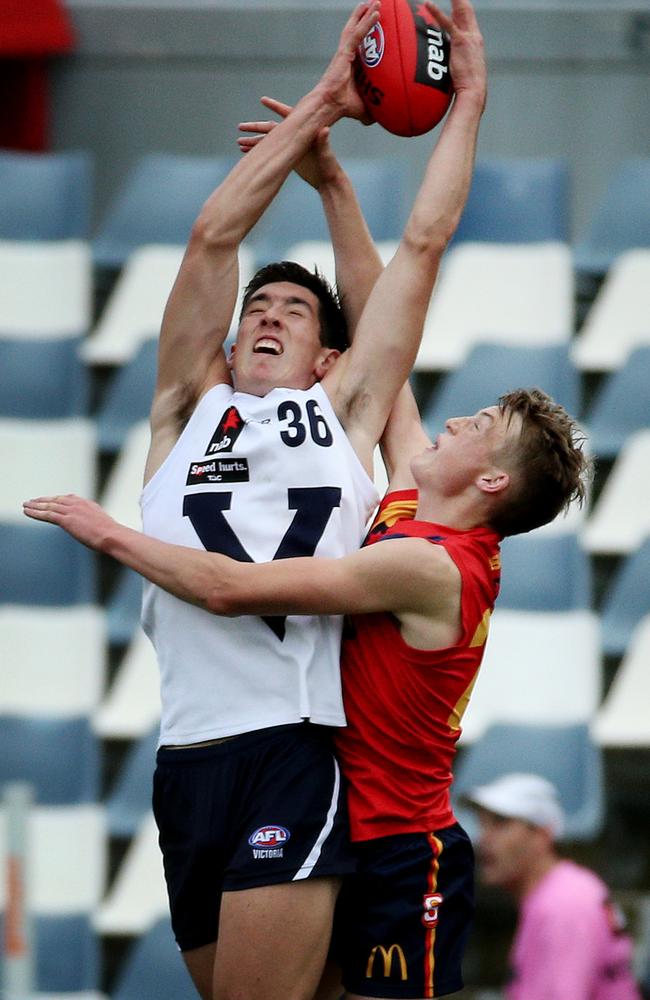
[{"left": 24, "top": 3, "right": 489, "bottom": 998}]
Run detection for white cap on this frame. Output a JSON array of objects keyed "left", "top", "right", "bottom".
[{"left": 463, "top": 772, "right": 565, "bottom": 839}]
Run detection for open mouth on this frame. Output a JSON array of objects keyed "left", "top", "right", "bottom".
[{"left": 253, "top": 337, "right": 283, "bottom": 356}]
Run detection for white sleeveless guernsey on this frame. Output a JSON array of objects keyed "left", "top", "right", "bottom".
[{"left": 141, "top": 382, "right": 379, "bottom": 745}]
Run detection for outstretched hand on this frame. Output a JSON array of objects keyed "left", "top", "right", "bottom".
[
  {"left": 23, "top": 494, "right": 118, "bottom": 552},
  {"left": 239, "top": 97, "right": 341, "bottom": 191},
  {"left": 426, "top": 0, "right": 487, "bottom": 109}
]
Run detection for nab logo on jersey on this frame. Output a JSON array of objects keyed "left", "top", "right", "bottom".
[
  {"left": 248, "top": 825, "right": 290, "bottom": 848},
  {"left": 205, "top": 406, "right": 245, "bottom": 455}
]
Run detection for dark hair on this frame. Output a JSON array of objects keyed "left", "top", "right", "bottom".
[
  {"left": 489, "top": 388, "right": 591, "bottom": 537},
  {"left": 239, "top": 261, "right": 348, "bottom": 353}
]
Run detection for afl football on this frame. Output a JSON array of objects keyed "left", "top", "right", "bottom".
[{"left": 355, "top": 0, "right": 454, "bottom": 137}]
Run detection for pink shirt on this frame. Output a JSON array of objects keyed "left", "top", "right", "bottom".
[{"left": 506, "top": 860, "right": 641, "bottom": 1000}]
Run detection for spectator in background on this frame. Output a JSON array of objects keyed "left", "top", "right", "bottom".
[{"left": 465, "top": 772, "right": 641, "bottom": 1000}]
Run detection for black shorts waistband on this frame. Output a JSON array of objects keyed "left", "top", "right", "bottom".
[{"left": 156, "top": 721, "right": 332, "bottom": 764}]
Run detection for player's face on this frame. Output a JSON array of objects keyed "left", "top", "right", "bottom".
[
  {"left": 476, "top": 810, "right": 539, "bottom": 891},
  {"left": 231, "top": 282, "right": 338, "bottom": 395},
  {"left": 410, "top": 406, "right": 520, "bottom": 494}
]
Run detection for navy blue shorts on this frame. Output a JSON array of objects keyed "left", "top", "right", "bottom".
[
  {"left": 152, "top": 723, "right": 355, "bottom": 951},
  {"left": 332, "top": 824, "right": 474, "bottom": 998}
]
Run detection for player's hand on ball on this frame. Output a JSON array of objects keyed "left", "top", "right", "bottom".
[
  {"left": 429, "top": 0, "right": 486, "bottom": 109},
  {"left": 317, "top": 1, "right": 382, "bottom": 122}
]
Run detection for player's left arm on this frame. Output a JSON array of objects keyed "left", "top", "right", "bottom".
[
  {"left": 325, "top": 0, "right": 487, "bottom": 466},
  {"left": 23, "top": 494, "right": 457, "bottom": 621}
]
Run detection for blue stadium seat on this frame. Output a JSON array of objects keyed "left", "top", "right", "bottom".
[
  {"left": 422, "top": 343, "right": 580, "bottom": 438},
  {"left": 108, "top": 568, "right": 144, "bottom": 646},
  {"left": 498, "top": 532, "right": 591, "bottom": 611},
  {"left": 112, "top": 917, "right": 197, "bottom": 1000},
  {"left": 600, "top": 539, "right": 650, "bottom": 658},
  {"left": 107, "top": 725, "right": 158, "bottom": 838},
  {"left": 96, "top": 339, "right": 158, "bottom": 452},
  {"left": 92, "top": 152, "right": 236, "bottom": 270},
  {"left": 574, "top": 158, "right": 650, "bottom": 279},
  {"left": 583, "top": 345, "right": 650, "bottom": 459},
  {"left": 453, "top": 722, "right": 605, "bottom": 841},
  {"left": 452, "top": 157, "right": 571, "bottom": 244},
  {"left": 0, "top": 716, "right": 101, "bottom": 805},
  {"left": 0, "top": 335, "right": 89, "bottom": 417},
  {"left": 249, "top": 158, "right": 406, "bottom": 263},
  {"left": 34, "top": 914, "right": 101, "bottom": 992},
  {"left": 0, "top": 522, "right": 97, "bottom": 605},
  {"left": 0, "top": 149, "right": 93, "bottom": 240}
]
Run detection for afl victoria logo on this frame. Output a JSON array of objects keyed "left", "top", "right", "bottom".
[
  {"left": 248, "top": 825, "right": 290, "bottom": 848},
  {"left": 360, "top": 22, "right": 385, "bottom": 67}
]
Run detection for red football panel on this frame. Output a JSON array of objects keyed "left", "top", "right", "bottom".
[{"left": 396, "top": 0, "right": 418, "bottom": 136}]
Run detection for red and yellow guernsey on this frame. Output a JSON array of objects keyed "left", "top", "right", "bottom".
[{"left": 335, "top": 489, "right": 501, "bottom": 842}]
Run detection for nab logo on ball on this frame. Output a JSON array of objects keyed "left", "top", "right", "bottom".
[
  {"left": 360, "top": 22, "right": 385, "bottom": 68},
  {"left": 249, "top": 825, "right": 290, "bottom": 859}
]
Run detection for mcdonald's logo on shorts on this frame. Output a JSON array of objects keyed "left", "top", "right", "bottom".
[{"left": 366, "top": 943, "right": 408, "bottom": 981}]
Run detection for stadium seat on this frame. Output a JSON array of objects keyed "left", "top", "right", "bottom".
[
  {"left": 592, "top": 615, "right": 650, "bottom": 748},
  {"left": 0, "top": 417, "right": 96, "bottom": 522},
  {"left": 82, "top": 244, "right": 184, "bottom": 365},
  {"left": 573, "top": 158, "right": 650, "bottom": 280},
  {"left": 571, "top": 250, "right": 650, "bottom": 373},
  {"left": 421, "top": 343, "right": 580, "bottom": 438},
  {"left": 106, "top": 726, "right": 158, "bottom": 839},
  {"left": 285, "top": 239, "right": 397, "bottom": 289},
  {"left": 111, "top": 915, "right": 196, "bottom": 1000},
  {"left": 0, "top": 804, "right": 107, "bottom": 914},
  {"left": 0, "top": 801, "right": 107, "bottom": 993},
  {"left": 0, "top": 523, "right": 97, "bottom": 605},
  {"left": 581, "top": 430, "right": 650, "bottom": 555},
  {"left": 582, "top": 345, "right": 650, "bottom": 458},
  {"left": 93, "top": 629, "right": 160, "bottom": 740},
  {"left": 460, "top": 609, "right": 602, "bottom": 744},
  {"left": 414, "top": 242, "right": 574, "bottom": 371},
  {"left": 453, "top": 721, "right": 605, "bottom": 841},
  {"left": 96, "top": 340, "right": 158, "bottom": 453},
  {"left": 0, "top": 239, "right": 92, "bottom": 338},
  {"left": 107, "top": 568, "right": 143, "bottom": 646},
  {"left": 33, "top": 913, "right": 102, "bottom": 994},
  {"left": 101, "top": 420, "right": 150, "bottom": 531},
  {"left": 0, "top": 605, "right": 106, "bottom": 716},
  {"left": 83, "top": 242, "right": 256, "bottom": 366},
  {"left": 599, "top": 539, "right": 650, "bottom": 658},
  {"left": 0, "top": 149, "right": 93, "bottom": 241},
  {"left": 452, "top": 157, "right": 571, "bottom": 245},
  {"left": 94, "top": 814, "right": 168, "bottom": 937},
  {"left": 498, "top": 532, "right": 591, "bottom": 611},
  {"left": 0, "top": 335, "right": 89, "bottom": 418},
  {"left": 249, "top": 158, "right": 406, "bottom": 262},
  {"left": 0, "top": 716, "right": 101, "bottom": 805},
  {"left": 92, "top": 153, "right": 236, "bottom": 270}
]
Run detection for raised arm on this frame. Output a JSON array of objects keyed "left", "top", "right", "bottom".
[
  {"left": 146, "top": 1, "right": 381, "bottom": 481},
  {"left": 323, "top": 0, "right": 487, "bottom": 470}
]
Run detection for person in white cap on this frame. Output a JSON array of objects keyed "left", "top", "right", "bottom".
[{"left": 465, "top": 773, "right": 641, "bottom": 1000}]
